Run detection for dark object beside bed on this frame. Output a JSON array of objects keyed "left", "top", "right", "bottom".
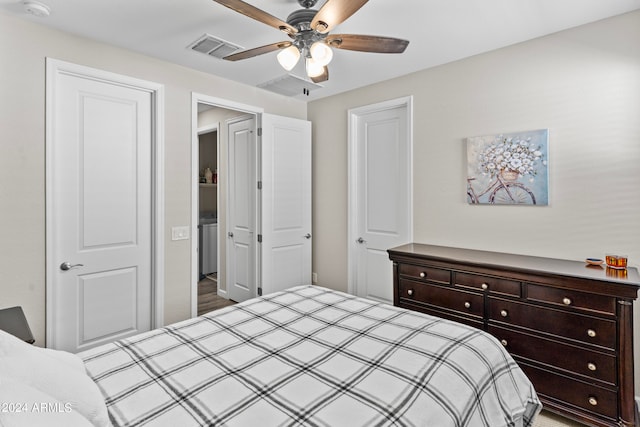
[{"left": 0, "top": 306, "right": 35, "bottom": 344}]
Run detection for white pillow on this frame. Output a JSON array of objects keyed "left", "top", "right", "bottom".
[
  {"left": 0, "top": 330, "right": 111, "bottom": 427},
  {"left": 0, "top": 377, "right": 93, "bottom": 427}
]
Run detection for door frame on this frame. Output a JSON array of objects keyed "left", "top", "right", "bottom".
[
  {"left": 190, "top": 93, "right": 263, "bottom": 317},
  {"left": 346, "top": 96, "right": 414, "bottom": 296},
  {"left": 45, "top": 58, "right": 165, "bottom": 348}
]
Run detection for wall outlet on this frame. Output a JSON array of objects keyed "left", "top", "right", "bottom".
[
  {"left": 171, "top": 226, "right": 190, "bottom": 241},
  {"left": 312, "top": 272, "right": 318, "bottom": 284}
]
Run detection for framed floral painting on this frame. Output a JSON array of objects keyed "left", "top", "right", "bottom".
[{"left": 466, "top": 129, "right": 549, "bottom": 205}]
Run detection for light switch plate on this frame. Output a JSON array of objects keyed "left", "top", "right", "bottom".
[{"left": 171, "top": 226, "right": 189, "bottom": 241}]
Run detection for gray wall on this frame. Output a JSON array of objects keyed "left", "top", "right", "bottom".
[{"left": 308, "top": 10, "right": 640, "bottom": 392}]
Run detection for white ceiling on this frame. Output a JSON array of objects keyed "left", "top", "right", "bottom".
[{"left": 2, "top": 0, "right": 639, "bottom": 101}]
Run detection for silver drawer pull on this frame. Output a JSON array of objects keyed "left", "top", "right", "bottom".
[
  {"left": 587, "top": 363, "right": 597, "bottom": 371},
  {"left": 407, "top": 289, "right": 414, "bottom": 296},
  {"left": 481, "top": 283, "right": 488, "bottom": 290},
  {"left": 464, "top": 302, "right": 471, "bottom": 309},
  {"left": 562, "top": 297, "right": 572, "bottom": 306},
  {"left": 500, "top": 339, "right": 508, "bottom": 347},
  {"left": 419, "top": 272, "right": 426, "bottom": 278},
  {"left": 587, "top": 329, "right": 597, "bottom": 338},
  {"left": 500, "top": 310, "right": 508, "bottom": 318},
  {"left": 588, "top": 396, "right": 598, "bottom": 406}
]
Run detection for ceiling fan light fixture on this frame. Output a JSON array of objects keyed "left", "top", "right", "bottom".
[
  {"left": 310, "top": 42, "right": 333, "bottom": 66},
  {"left": 305, "top": 57, "right": 324, "bottom": 78},
  {"left": 277, "top": 45, "right": 301, "bottom": 71}
]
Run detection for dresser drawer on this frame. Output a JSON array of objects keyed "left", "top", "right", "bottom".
[
  {"left": 527, "top": 284, "right": 616, "bottom": 316},
  {"left": 399, "top": 279, "right": 483, "bottom": 318},
  {"left": 488, "top": 298, "right": 616, "bottom": 349},
  {"left": 519, "top": 362, "right": 618, "bottom": 421},
  {"left": 399, "top": 264, "right": 450, "bottom": 285},
  {"left": 398, "top": 301, "right": 485, "bottom": 330},
  {"left": 455, "top": 272, "right": 521, "bottom": 297},
  {"left": 488, "top": 325, "right": 616, "bottom": 385}
]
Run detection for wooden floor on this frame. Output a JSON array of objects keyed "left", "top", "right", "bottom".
[{"left": 198, "top": 274, "right": 236, "bottom": 316}]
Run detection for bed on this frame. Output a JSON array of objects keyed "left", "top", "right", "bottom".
[{"left": 0, "top": 286, "right": 541, "bottom": 427}]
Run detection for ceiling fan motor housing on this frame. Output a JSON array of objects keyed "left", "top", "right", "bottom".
[
  {"left": 297, "top": 0, "right": 319, "bottom": 9},
  {"left": 286, "top": 8, "right": 317, "bottom": 30},
  {"left": 286, "top": 8, "right": 327, "bottom": 53}
]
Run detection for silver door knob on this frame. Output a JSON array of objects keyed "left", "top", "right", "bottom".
[
  {"left": 228, "top": 232, "right": 234, "bottom": 238},
  {"left": 60, "top": 262, "right": 84, "bottom": 271},
  {"left": 304, "top": 233, "right": 312, "bottom": 239},
  {"left": 356, "top": 237, "right": 365, "bottom": 244}
]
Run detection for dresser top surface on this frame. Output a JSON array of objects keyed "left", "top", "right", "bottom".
[{"left": 388, "top": 243, "right": 640, "bottom": 288}]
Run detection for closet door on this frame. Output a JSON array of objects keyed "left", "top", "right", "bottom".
[
  {"left": 260, "top": 114, "right": 312, "bottom": 295},
  {"left": 227, "top": 115, "right": 257, "bottom": 303}
]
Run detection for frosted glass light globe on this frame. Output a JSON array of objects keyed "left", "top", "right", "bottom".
[
  {"left": 277, "top": 46, "right": 301, "bottom": 71},
  {"left": 305, "top": 57, "right": 324, "bottom": 78},
  {"left": 310, "top": 42, "right": 333, "bottom": 66}
]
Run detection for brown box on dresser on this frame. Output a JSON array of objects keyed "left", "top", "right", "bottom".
[{"left": 388, "top": 243, "right": 640, "bottom": 427}]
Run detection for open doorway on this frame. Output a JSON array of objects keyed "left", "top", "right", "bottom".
[
  {"left": 195, "top": 124, "right": 229, "bottom": 315},
  {"left": 191, "top": 94, "right": 263, "bottom": 318}
]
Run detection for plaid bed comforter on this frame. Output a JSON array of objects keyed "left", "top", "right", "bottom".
[{"left": 81, "top": 286, "right": 541, "bottom": 427}]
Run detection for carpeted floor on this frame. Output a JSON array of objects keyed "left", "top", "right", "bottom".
[{"left": 533, "top": 410, "right": 585, "bottom": 427}]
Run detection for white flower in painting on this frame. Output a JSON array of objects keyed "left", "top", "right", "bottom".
[{"left": 477, "top": 134, "right": 546, "bottom": 178}]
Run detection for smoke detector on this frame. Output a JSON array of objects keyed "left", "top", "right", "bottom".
[{"left": 23, "top": 1, "right": 50, "bottom": 17}]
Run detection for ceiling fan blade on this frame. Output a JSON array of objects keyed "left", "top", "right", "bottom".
[
  {"left": 311, "top": 0, "right": 369, "bottom": 33},
  {"left": 224, "top": 41, "right": 292, "bottom": 61},
  {"left": 212, "top": 0, "right": 297, "bottom": 36},
  {"left": 325, "top": 34, "right": 409, "bottom": 53},
  {"left": 310, "top": 66, "right": 329, "bottom": 83}
]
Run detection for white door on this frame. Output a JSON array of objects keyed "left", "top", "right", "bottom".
[
  {"left": 227, "top": 116, "right": 256, "bottom": 303},
  {"left": 260, "top": 114, "right": 312, "bottom": 296},
  {"left": 349, "top": 98, "right": 412, "bottom": 304},
  {"left": 46, "top": 60, "right": 158, "bottom": 352}
]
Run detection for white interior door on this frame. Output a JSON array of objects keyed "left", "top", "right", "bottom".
[
  {"left": 349, "top": 98, "right": 412, "bottom": 304},
  {"left": 46, "top": 60, "right": 158, "bottom": 352},
  {"left": 260, "top": 114, "right": 312, "bottom": 296},
  {"left": 227, "top": 115, "right": 256, "bottom": 303}
]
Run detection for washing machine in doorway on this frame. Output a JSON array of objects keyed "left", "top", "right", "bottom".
[{"left": 199, "top": 218, "right": 217, "bottom": 277}]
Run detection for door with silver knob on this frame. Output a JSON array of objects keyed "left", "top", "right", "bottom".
[
  {"left": 59, "top": 262, "right": 84, "bottom": 271},
  {"left": 227, "top": 115, "right": 256, "bottom": 304},
  {"left": 349, "top": 100, "right": 412, "bottom": 304},
  {"left": 260, "top": 114, "right": 312, "bottom": 296},
  {"left": 46, "top": 60, "right": 155, "bottom": 352}
]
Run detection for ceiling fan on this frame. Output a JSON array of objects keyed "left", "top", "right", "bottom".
[{"left": 212, "top": 0, "right": 409, "bottom": 83}]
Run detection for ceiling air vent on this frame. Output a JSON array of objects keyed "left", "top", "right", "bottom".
[
  {"left": 188, "top": 34, "right": 242, "bottom": 59},
  {"left": 257, "top": 74, "right": 323, "bottom": 97}
]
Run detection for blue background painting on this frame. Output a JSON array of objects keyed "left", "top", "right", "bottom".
[{"left": 466, "top": 129, "right": 549, "bottom": 205}]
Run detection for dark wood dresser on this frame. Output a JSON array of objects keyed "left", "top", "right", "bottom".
[{"left": 388, "top": 243, "right": 640, "bottom": 427}]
